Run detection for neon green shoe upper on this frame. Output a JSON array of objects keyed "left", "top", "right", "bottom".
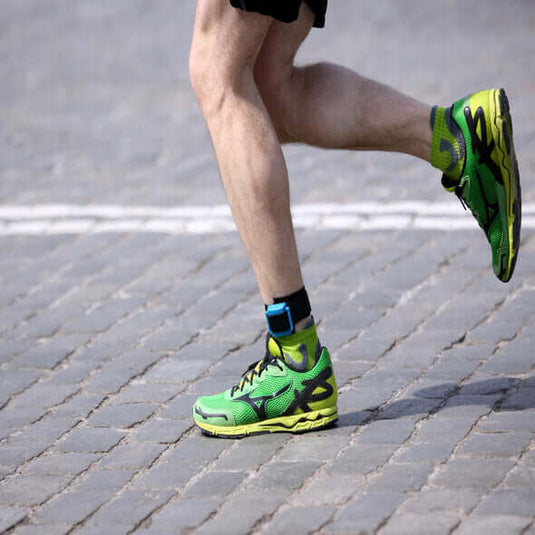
[
  {"left": 441, "top": 88, "right": 521, "bottom": 283},
  {"left": 193, "top": 335, "right": 338, "bottom": 438}
]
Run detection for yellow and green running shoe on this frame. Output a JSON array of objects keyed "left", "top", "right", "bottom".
[
  {"left": 193, "top": 335, "right": 338, "bottom": 438},
  {"left": 437, "top": 88, "right": 522, "bottom": 282}
]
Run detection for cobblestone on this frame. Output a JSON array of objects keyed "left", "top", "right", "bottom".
[{"left": 1, "top": 1, "right": 534, "bottom": 533}]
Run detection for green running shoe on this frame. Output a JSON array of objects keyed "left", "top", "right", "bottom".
[
  {"left": 193, "top": 335, "right": 338, "bottom": 438},
  {"left": 440, "top": 88, "right": 521, "bottom": 282}
]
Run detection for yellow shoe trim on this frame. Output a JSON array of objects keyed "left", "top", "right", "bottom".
[
  {"left": 489, "top": 88, "right": 517, "bottom": 281},
  {"left": 194, "top": 406, "right": 338, "bottom": 438}
]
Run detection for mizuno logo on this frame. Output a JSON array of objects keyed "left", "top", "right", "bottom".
[{"left": 233, "top": 383, "right": 292, "bottom": 420}]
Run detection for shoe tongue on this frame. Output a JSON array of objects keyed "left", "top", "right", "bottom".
[{"left": 267, "top": 334, "right": 284, "bottom": 358}]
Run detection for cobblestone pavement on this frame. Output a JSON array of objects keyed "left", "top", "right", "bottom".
[{"left": 1, "top": 1, "right": 534, "bottom": 534}]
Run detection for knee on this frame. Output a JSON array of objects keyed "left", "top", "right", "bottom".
[
  {"left": 189, "top": 43, "right": 220, "bottom": 116},
  {"left": 190, "top": 42, "right": 258, "bottom": 124}
]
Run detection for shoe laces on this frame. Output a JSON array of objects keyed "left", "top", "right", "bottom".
[{"left": 230, "top": 340, "right": 284, "bottom": 396}]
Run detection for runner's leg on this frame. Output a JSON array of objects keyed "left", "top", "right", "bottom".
[
  {"left": 255, "top": 11, "right": 432, "bottom": 160},
  {"left": 190, "top": 1, "right": 312, "bottom": 308}
]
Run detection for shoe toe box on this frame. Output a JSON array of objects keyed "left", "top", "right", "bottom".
[{"left": 193, "top": 394, "right": 236, "bottom": 427}]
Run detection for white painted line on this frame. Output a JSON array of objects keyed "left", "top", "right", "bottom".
[{"left": 0, "top": 203, "right": 532, "bottom": 235}]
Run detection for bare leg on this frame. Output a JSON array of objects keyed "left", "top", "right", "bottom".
[
  {"left": 190, "top": 2, "right": 433, "bottom": 307},
  {"left": 190, "top": 1, "right": 309, "bottom": 305},
  {"left": 255, "top": 17, "right": 432, "bottom": 160}
]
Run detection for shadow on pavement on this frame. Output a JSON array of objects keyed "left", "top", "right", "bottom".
[{"left": 337, "top": 376, "right": 534, "bottom": 428}]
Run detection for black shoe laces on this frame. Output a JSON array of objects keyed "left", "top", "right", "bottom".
[{"left": 230, "top": 345, "right": 284, "bottom": 396}]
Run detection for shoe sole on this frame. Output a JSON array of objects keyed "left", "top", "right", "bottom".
[
  {"left": 491, "top": 88, "right": 522, "bottom": 282},
  {"left": 194, "top": 406, "right": 338, "bottom": 439}
]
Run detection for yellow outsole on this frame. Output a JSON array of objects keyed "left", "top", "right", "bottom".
[
  {"left": 489, "top": 88, "right": 520, "bottom": 281},
  {"left": 194, "top": 406, "right": 338, "bottom": 438}
]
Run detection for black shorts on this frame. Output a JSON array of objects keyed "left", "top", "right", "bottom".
[{"left": 229, "top": 0, "right": 327, "bottom": 28}]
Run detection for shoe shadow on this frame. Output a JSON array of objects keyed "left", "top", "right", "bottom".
[{"left": 336, "top": 376, "right": 534, "bottom": 429}]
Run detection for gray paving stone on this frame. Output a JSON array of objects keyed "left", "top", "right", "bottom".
[
  {"left": 475, "top": 488, "right": 535, "bottom": 517},
  {"left": 143, "top": 357, "right": 212, "bottom": 383},
  {"left": 98, "top": 442, "right": 166, "bottom": 470},
  {"left": 109, "top": 350, "right": 168, "bottom": 377},
  {"left": 468, "top": 318, "right": 522, "bottom": 345},
  {"left": 0, "top": 446, "right": 41, "bottom": 469},
  {"left": 424, "top": 357, "right": 478, "bottom": 382},
  {"left": 55, "top": 427, "right": 125, "bottom": 453},
  {"left": 184, "top": 470, "right": 247, "bottom": 498},
  {"left": 331, "top": 360, "right": 373, "bottom": 387},
  {"left": 264, "top": 505, "right": 336, "bottom": 535},
  {"left": 337, "top": 386, "right": 390, "bottom": 411},
  {"left": 23, "top": 453, "right": 99, "bottom": 476},
  {"left": 0, "top": 407, "right": 47, "bottom": 434},
  {"left": 456, "top": 431, "right": 532, "bottom": 458},
  {"left": 278, "top": 434, "right": 348, "bottom": 463},
  {"left": 326, "top": 491, "right": 404, "bottom": 534},
  {"left": 75, "top": 523, "right": 134, "bottom": 535},
  {"left": 42, "top": 360, "right": 98, "bottom": 386},
  {"left": 214, "top": 433, "right": 290, "bottom": 471},
  {"left": 479, "top": 409, "right": 535, "bottom": 433},
  {"left": 0, "top": 370, "right": 41, "bottom": 407},
  {"left": 8, "top": 416, "right": 77, "bottom": 450},
  {"left": 501, "top": 387, "right": 535, "bottom": 411},
  {"left": 73, "top": 469, "right": 134, "bottom": 493},
  {"left": 432, "top": 458, "right": 515, "bottom": 489},
  {"left": 51, "top": 393, "right": 105, "bottom": 419},
  {"left": 129, "top": 461, "right": 201, "bottom": 491},
  {"left": 356, "top": 419, "right": 416, "bottom": 444},
  {"left": 442, "top": 343, "right": 495, "bottom": 362},
  {"left": 0, "top": 475, "right": 71, "bottom": 506},
  {"left": 31, "top": 490, "right": 113, "bottom": 524},
  {"left": 108, "top": 383, "right": 179, "bottom": 404},
  {"left": 85, "top": 489, "right": 173, "bottom": 526},
  {"left": 295, "top": 473, "right": 365, "bottom": 506},
  {"left": 438, "top": 394, "right": 500, "bottom": 419},
  {"left": 502, "top": 465, "right": 535, "bottom": 489},
  {"left": 10, "top": 334, "right": 88, "bottom": 369},
  {"left": 194, "top": 488, "right": 291, "bottom": 535},
  {"left": 0, "top": 506, "right": 28, "bottom": 532},
  {"left": 143, "top": 497, "right": 220, "bottom": 531},
  {"left": 61, "top": 297, "right": 144, "bottom": 334},
  {"left": 403, "top": 488, "right": 481, "bottom": 515},
  {"left": 164, "top": 435, "right": 230, "bottom": 465},
  {"left": 250, "top": 461, "right": 321, "bottom": 491},
  {"left": 81, "top": 369, "right": 137, "bottom": 395},
  {"left": 367, "top": 462, "right": 433, "bottom": 493},
  {"left": 8, "top": 384, "right": 80, "bottom": 409},
  {"left": 141, "top": 327, "right": 193, "bottom": 352},
  {"left": 131, "top": 418, "right": 191, "bottom": 444},
  {"left": 327, "top": 443, "right": 397, "bottom": 475},
  {"left": 0, "top": 340, "right": 33, "bottom": 365},
  {"left": 86, "top": 402, "right": 158, "bottom": 428},
  {"left": 414, "top": 416, "right": 475, "bottom": 443},
  {"left": 395, "top": 442, "right": 455, "bottom": 464},
  {"left": 454, "top": 514, "right": 531, "bottom": 535},
  {"left": 12, "top": 523, "right": 73, "bottom": 535},
  {"left": 482, "top": 336, "right": 535, "bottom": 374},
  {"left": 380, "top": 396, "right": 441, "bottom": 420},
  {"left": 381, "top": 512, "right": 459, "bottom": 535}
]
